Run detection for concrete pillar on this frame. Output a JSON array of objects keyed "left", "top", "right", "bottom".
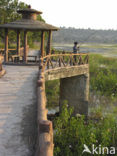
[{"left": 59, "top": 73, "right": 89, "bottom": 116}]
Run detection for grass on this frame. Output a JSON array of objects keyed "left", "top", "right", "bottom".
[
  {"left": 89, "top": 54, "right": 117, "bottom": 98},
  {"left": 89, "top": 53, "right": 117, "bottom": 70}
]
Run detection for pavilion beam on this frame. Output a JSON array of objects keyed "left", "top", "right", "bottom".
[
  {"left": 41, "top": 31, "right": 45, "bottom": 57},
  {"left": 48, "top": 30, "right": 52, "bottom": 55},
  {"left": 17, "top": 30, "right": 20, "bottom": 56},
  {"left": 24, "top": 30, "right": 28, "bottom": 63},
  {"left": 5, "top": 29, "right": 8, "bottom": 62}
]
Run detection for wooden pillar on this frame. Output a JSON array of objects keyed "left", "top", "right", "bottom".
[
  {"left": 17, "top": 30, "right": 20, "bottom": 56},
  {"left": 24, "top": 30, "right": 27, "bottom": 63},
  {"left": 48, "top": 30, "right": 52, "bottom": 55},
  {"left": 5, "top": 29, "right": 8, "bottom": 62},
  {"left": 41, "top": 31, "right": 45, "bottom": 57}
]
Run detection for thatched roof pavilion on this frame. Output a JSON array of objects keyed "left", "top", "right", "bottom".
[{"left": 0, "top": 5, "right": 59, "bottom": 63}]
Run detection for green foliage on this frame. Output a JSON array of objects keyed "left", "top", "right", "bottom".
[
  {"left": 0, "top": 0, "right": 27, "bottom": 43},
  {"left": 54, "top": 104, "right": 117, "bottom": 156},
  {"left": 45, "top": 80, "right": 60, "bottom": 108},
  {"left": 89, "top": 54, "right": 117, "bottom": 72},
  {"left": 90, "top": 54, "right": 117, "bottom": 98},
  {"left": 91, "top": 69, "right": 117, "bottom": 97}
]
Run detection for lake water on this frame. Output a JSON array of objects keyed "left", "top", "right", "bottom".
[{"left": 53, "top": 43, "right": 117, "bottom": 57}]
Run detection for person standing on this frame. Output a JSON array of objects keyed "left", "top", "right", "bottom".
[{"left": 73, "top": 42, "right": 79, "bottom": 63}]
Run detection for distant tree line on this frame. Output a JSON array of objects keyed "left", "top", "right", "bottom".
[{"left": 53, "top": 27, "right": 117, "bottom": 44}]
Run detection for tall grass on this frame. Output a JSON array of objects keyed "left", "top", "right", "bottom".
[{"left": 90, "top": 54, "right": 117, "bottom": 98}]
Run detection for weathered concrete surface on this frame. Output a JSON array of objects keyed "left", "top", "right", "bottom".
[
  {"left": 60, "top": 73, "right": 89, "bottom": 116},
  {"left": 45, "top": 64, "right": 89, "bottom": 81},
  {"left": 0, "top": 65, "right": 38, "bottom": 156}
]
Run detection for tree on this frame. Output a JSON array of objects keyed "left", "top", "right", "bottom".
[{"left": 0, "top": 0, "right": 46, "bottom": 48}]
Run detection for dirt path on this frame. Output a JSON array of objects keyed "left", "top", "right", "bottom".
[{"left": 0, "top": 65, "right": 38, "bottom": 156}]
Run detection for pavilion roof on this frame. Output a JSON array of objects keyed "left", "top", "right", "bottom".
[
  {"left": 0, "top": 6, "right": 59, "bottom": 31},
  {"left": 17, "top": 8, "right": 42, "bottom": 14},
  {"left": 0, "top": 19, "right": 59, "bottom": 31}
]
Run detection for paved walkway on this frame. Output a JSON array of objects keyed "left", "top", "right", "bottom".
[{"left": 0, "top": 65, "right": 38, "bottom": 156}]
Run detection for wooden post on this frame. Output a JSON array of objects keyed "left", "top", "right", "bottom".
[
  {"left": 24, "top": 30, "right": 28, "bottom": 63},
  {"left": 41, "top": 31, "right": 45, "bottom": 57},
  {"left": 37, "top": 71, "right": 47, "bottom": 121},
  {"left": 48, "top": 30, "right": 52, "bottom": 55},
  {"left": 5, "top": 29, "right": 8, "bottom": 62},
  {"left": 38, "top": 120, "right": 54, "bottom": 156},
  {"left": 36, "top": 71, "right": 54, "bottom": 156},
  {"left": 17, "top": 30, "right": 20, "bottom": 56}
]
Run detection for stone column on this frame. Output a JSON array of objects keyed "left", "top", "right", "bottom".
[
  {"left": 59, "top": 73, "right": 89, "bottom": 116},
  {"left": 17, "top": 30, "right": 20, "bottom": 56},
  {"left": 5, "top": 29, "right": 8, "bottom": 62},
  {"left": 24, "top": 30, "right": 27, "bottom": 63}
]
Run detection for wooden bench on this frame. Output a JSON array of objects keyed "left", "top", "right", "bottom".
[
  {"left": 10, "top": 55, "right": 23, "bottom": 63},
  {"left": 28, "top": 55, "right": 38, "bottom": 62}
]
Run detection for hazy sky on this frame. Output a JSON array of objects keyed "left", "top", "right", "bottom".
[{"left": 20, "top": 0, "right": 117, "bottom": 30}]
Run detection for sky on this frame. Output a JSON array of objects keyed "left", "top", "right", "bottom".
[{"left": 20, "top": 0, "right": 117, "bottom": 30}]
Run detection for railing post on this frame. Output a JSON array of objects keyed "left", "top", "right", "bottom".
[
  {"left": 39, "top": 57, "right": 44, "bottom": 71},
  {"left": 59, "top": 56, "right": 61, "bottom": 67},
  {"left": 38, "top": 120, "right": 54, "bottom": 156}
]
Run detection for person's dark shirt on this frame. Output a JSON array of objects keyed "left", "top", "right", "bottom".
[{"left": 73, "top": 45, "right": 78, "bottom": 53}]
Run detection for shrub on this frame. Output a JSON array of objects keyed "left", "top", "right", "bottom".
[
  {"left": 89, "top": 54, "right": 117, "bottom": 98},
  {"left": 90, "top": 69, "right": 117, "bottom": 97},
  {"left": 45, "top": 80, "right": 60, "bottom": 108},
  {"left": 54, "top": 104, "right": 117, "bottom": 156}
]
